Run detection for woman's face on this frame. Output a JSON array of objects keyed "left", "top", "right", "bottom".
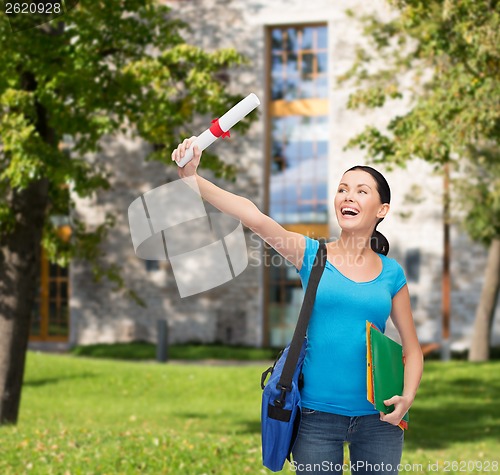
[{"left": 334, "top": 170, "right": 389, "bottom": 234}]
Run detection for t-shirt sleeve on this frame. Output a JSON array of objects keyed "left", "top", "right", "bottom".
[
  {"left": 392, "top": 261, "right": 407, "bottom": 298},
  {"left": 295, "top": 235, "right": 319, "bottom": 286}
]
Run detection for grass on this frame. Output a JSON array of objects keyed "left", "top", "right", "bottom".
[
  {"left": 1, "top": 353, "right": 499, "bottom": 474},
  {"left": 71, "top": 342, "right": 500, "bottom": 362},
  {"left": 70, "top": 342, "right": 279, "bottom": 361}
]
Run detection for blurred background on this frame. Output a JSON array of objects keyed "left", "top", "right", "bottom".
[{"left": 1, "top": 0, "right": 498, "bottom": 473}]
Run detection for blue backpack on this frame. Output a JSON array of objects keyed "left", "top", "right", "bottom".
[{"left": 260, "top": 242, "right": 327, "bottom": 472}]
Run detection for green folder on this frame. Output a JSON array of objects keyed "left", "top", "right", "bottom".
[{"left": 366, "top": 321, "right": 409, "bottom": 430}]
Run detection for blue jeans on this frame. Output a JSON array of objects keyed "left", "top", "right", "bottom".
[{"left": 291, "top": 407, "right": 404, "bottom": 474}]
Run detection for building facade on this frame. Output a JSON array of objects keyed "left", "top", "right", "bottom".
[{"left": 29, "top": 0, "right": 500, "bottom": 352}]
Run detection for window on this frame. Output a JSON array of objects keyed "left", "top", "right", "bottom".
[
  {"left": 269, "top": 25, "right": 329, "bottom": 225},
  {"left": 271, "top": 26, "right": 328, "bottom": 100},
  {"left": 405, "top": 249, "right": 420, "bottom": 282},
  {"left": 270, "top": 115, "right": 328, "bottom": 223},
  {"left": 145, "top": 260, "right": 160, "bottom": 272},
  {"left": 30, "top": 227, "right": 71, "bottom": 342},
  {"left": 265, "top": 25, "right": 329, "bottom": 347}
]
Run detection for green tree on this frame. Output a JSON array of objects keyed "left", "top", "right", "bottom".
[
  {"left": 0, "top": 0, "right": 252, "bottom": 424},
  {"left": 340, "top": 0, "right": 499, "bottom": 360}
]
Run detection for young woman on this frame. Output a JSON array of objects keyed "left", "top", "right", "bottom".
[{"left": 172, "top": 138, "right": 423, "bottom": 475}]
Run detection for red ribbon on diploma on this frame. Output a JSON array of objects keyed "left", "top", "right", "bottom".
[{"left": 209, "top": 118, "right": 231, "bottom": 139}]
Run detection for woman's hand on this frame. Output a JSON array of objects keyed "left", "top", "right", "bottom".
[
  {"left": 171, "top": 136, "right": 201, "bottom": 179},
  {"left": 379, "top": 395, "right": 413, "bottom": 426}
]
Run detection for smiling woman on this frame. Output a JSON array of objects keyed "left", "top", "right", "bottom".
[
  {"left": 171, "top": 134, "right": 423, "bottom": 474},
  {"left": 288, "top": 165, "right": 422, "bottom": 475}
]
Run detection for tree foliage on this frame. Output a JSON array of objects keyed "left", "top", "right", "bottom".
[
  {"left": 0, "top": 0, "right": 252, "bottom": 290},
  {"left": 340, "top": 0, "right": 499, "bottom": 244}
]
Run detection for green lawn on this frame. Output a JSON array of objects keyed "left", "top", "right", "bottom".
[
  {"left": 70, "top": 341, "right": 279, "bottom": 361},
  {"left": 1, "top": 353, "right": 499, "bottom": 474}
]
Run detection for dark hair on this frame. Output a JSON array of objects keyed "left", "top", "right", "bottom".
[{"left": 343, "top": 165, "right": 391, "bottom": 256}]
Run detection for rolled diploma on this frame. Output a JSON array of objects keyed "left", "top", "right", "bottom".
[{"left": 177, "top": 93, "right": 260, "bottom": 167}]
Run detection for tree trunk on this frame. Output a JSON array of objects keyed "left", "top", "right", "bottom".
[
  {"left": 0, "top": 69, "right": 53, "bottom": 425},
  {"left": 469, "top": 238, "right": 500, "bottom": 361},
  {"left": 0, "top": 179, "right": 49, "bottom": 424}
]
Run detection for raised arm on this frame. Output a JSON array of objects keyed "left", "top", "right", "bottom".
[{"left": 172, "top": 137, "right": 306, "bottom": 271}]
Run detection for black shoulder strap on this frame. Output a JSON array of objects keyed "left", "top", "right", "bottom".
[{"left": 277, "top": 241, "right": 327, "bottom": 391}]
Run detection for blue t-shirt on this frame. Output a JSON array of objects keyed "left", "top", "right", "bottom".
[{"left": 295, "top": 235, "right": 407, "bottom": 416}]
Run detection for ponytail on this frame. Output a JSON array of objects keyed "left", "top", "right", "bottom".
[{"left": 371, "top": 228, "right": 389, "bottom": 256}]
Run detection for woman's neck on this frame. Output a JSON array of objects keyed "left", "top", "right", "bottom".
[{"left": 330, "top": 231, "right": 373, "bottom": 261}]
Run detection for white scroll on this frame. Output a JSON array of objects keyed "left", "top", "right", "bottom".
[{"left": 175, "top": 93, "right": 260, "bottom": 167}]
